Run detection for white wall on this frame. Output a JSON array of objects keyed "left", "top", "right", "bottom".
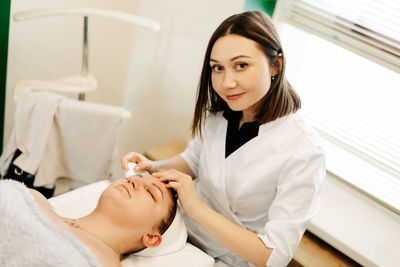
[{"left": 5, "top": 0, "right": 245, "bottom": 158}]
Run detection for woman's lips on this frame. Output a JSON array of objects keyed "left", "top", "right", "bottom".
[
  {"left": 226, "top": 93, "right": 244, "bottom": 100},
  {"left": 120, "top": 184, "right": 131, "bottom": 198}
]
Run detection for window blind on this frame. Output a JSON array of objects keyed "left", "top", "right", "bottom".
[
  {"left": 280, "top": 0, "right": 400, "bottom": 74},
  {"left": 276, "top": 3, "right": 400, "bottom": 213}
]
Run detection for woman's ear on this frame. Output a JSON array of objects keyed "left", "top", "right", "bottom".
[
  {"left": 142, "top": 233, "right": 162, "bottom": 248},
  {"left": 271, "top": 53, "right": 283, "bottom": 76}
]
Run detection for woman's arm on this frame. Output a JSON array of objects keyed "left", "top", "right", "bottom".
[
  {"left": 154, "top": 154, "right": 194, "bottom": 177},
  {"left": 153, "top": 169, "right": 271, "bottom": 267},
  {"left": 195, "top": 200, "right": 272, "bottom": 267},
  {"left": 122, "top": 136, "right": 202, "bottom": 177},
  {"left": 121, "top": 153, "right": 194, "bottom": 177}
]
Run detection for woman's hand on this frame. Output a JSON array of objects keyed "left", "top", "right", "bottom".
[
  {"left": 153, "top": 169, "right": 204, "bottom": 219},
  {"left": 120, "top": 152, "right": 156, "bottom": 173},
  {"left": 155, "top": 168, "right": 271, "bottom": 267}
]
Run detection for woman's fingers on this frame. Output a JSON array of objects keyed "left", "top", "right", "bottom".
[
  {"left": 153, "top": 170, "right": 188, "bottom": 188},
  {"left": 153, "top": 169, "right": 188, "bottom": 179},
  {"left": 164, "top": 181, "right": 182, "bottom": 191},
  {"left": 120, "top": 152, "right": 143, "bottom": 171},
  {"left": 121, "top": 153, "right": 132, "bottom": 171},
  {"left": 155, "top": 169, "right": 201, "bottom": 218},
  {"left": 158, "top": 177, "right": 181, "bottom": 185},
  {"left": 135, "top": 162, "right": 152, "bottom": 173}
]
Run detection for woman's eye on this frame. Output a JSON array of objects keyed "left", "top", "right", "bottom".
[
  {"left": 147, "top": 190, "right": 156, "bottom": 201},
  {"left": 236, "top": 63, "right": 248, "bottom": 70},
  {"left": 211, "top": 65, "right": 223, "bottom": 72}
]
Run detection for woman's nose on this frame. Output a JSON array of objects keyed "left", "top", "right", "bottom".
[
  {"left": 222, "top": 71, "right": 237, "bottom": 89},
  {"left": 128, "top": 176, "right": 144, "bottom": 189}
]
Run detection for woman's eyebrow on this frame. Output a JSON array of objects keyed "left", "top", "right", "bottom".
[
  {"left": 210, "top": 55, "right": 251, "bottom": 63},
  {"left": 230, "top": 55, "right": 251, "bottom": 61},
  {"left": 151, "top": 183, "right": 164, "bottom": 200}
]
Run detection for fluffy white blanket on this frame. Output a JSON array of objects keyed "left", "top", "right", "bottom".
[{"left": 0, "top": 180, "right": 101, "bottom": 267}]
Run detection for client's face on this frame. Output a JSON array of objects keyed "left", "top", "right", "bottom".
[{"left": 98, "top": 175, "right": 173, "bottom": 233}]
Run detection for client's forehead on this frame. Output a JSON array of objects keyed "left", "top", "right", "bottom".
[
  {"left": 141, "top": 175, "right": 173, "bottom": 203},
  {"left": 142, "top": 174, "right": 165, "bottom": 189}
]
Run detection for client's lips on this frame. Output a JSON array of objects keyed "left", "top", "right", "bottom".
[{"left": 120, "top": 184, "right": 131, "bottom": 198}]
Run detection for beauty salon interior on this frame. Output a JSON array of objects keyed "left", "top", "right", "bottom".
[{"left": 0, "top": 0, "right": 399, "bottom": 267}]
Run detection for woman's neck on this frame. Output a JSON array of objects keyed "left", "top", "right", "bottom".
[
  {"left": 240, "top": 110, "right": 256, "bottom": 128},
  {"left": 242, "top": 106, "right": 256, "bottom": 123},
  {"left": 74, "top": 211, "right": 128, "bottom": 256}
]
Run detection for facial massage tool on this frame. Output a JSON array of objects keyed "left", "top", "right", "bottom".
[{"left": 125, "top": 162, "right": 150, "bottom": 178}]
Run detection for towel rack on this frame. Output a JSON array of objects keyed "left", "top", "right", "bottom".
[{"left": 13, "top": 8, "right": 160, "bottom": 101}]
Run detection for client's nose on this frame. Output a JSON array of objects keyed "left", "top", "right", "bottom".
[{"left": 127, "top": 176, "right": 146, "bottom": 189}]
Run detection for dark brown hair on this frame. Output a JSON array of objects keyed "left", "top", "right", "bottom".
[
  {"left": 158, "top": 188, "right": 177, "bottom": 235},
  {"left": 192, "top": 11, "right": 301, "bottom": 137}
]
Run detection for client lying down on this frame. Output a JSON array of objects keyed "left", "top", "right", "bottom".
[{"left": 0, "top": 175, "right": 177, "bottom": 267}]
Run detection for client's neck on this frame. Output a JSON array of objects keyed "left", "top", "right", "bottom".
[{"left": 76, "top": 210, "right": 142, "bottom": 255}]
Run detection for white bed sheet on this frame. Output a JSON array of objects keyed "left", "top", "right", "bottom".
[{"left": 49, "top": 180, "right": 215, "bottom": 267}]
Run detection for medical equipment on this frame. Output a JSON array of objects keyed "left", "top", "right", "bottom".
[
  {"left": 125, "top": 162, "right": 150, "bottom": 178},
  {"left": 12, "top": 8, "right": 160, "bottom": 101}
]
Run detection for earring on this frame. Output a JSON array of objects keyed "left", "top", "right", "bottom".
[{"left": 272, "top": 75, "right": 275, "bottom": 80}]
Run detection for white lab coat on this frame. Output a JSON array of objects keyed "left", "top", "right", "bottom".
[{"left": 181, "top": 111, "right": 326, "bottom": 267}]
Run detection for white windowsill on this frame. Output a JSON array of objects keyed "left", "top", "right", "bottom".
[{"left": 308, "top": 172, "right": 400, "bottom": 267}]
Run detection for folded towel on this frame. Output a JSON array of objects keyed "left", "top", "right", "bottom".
[
  {"left": 13, "top": 74, "right": 98, "bottom": 101},
  {"left": 0, "top": 180, "right": 101, "bottom": 267}
]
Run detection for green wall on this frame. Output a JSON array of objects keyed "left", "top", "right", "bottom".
[
  {"left": 0, "top": 0, "right": 11, "bottom": 154},
  {"left": 244, "top": 0, "right": 277, "bottom": 17}
]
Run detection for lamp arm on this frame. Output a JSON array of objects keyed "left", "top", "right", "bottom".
[{"left": 13, "top": 8, "right": 160, "bottom": 31}]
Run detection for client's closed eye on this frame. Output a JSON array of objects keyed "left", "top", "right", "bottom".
[{"left": 147, "top": 190, "right": 156, "bottom": 201}]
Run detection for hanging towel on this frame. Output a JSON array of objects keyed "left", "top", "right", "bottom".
[
  {"left": 1, "top": 91, "right": 127, "bottom": 188},
  {"left": 0, "top": 91, "right": 64, "bottom": 177},
  {"left": 36, "top": 97, "right": 125, "bottom": 187}
]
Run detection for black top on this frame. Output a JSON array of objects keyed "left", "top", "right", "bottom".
[{"left": 223, "top": 110, "right": 261, "bottom": 158}]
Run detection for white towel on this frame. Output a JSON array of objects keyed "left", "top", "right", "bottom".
[
  {"left": 0, "top": 91, "right": 63, "bottom": 176},
  {"left": 0, "top": 91, "right": 127, "bottom": 188},
  {"left": 13, "top": 74, "right": 98, "bottom": 101},
  {"left": 0, "top": 180, "right": 101, "bottom": 267},
  {"left": 36, "top": 97, "right": 125, "bottom": 187}
]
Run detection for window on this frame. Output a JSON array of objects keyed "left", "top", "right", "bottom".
[{"left": 274, "top": 0, "right": 400, "bottom": 213}]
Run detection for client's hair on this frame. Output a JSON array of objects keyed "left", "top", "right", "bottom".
[{"left": 158, "top": 188, "right": 178, "bottom": 235}]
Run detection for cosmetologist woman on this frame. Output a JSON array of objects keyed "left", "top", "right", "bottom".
[{"left": 122, "top": 11, "right": 325, "bottom": 267}]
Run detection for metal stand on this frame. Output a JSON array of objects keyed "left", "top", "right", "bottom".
[
  {"left": 79, "top": 16, "right": 89, "bottom": 101},
  {"left": 13, "top": 8, "right": 160, "bottom": 101}
]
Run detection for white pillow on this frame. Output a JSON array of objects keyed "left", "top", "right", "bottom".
[
  {"left": 49, "top": 180, "right": 110, "bottom": 219},
  {"left": 121, "top": 243, "right": 215, "bottom": 267}
]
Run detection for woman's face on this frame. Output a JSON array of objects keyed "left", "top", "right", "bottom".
[
  {"left": 98, "top": 176, "right": 173, "bottom": 233},
  {"left": 210, "top": 34, "right": 273, "bottom": 121}
]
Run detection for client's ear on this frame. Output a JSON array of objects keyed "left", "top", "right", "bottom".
[{"left": 142, "top": 233, "right": 162, "bottom": 248}]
